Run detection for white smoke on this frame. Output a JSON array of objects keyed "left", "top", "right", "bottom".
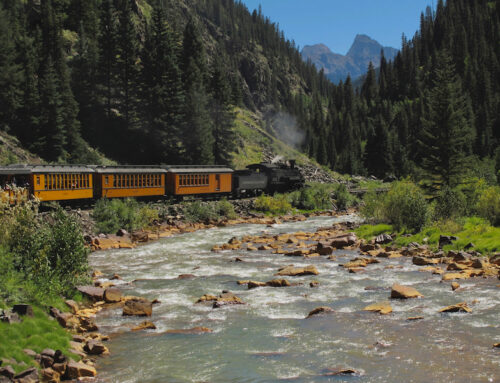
[{"left": 268, "top": 112, "right": 305, "bottom": 150}]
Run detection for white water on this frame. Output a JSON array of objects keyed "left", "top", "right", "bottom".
[{"left": 90, "top": 215, "right": 500, "bottom": 383}]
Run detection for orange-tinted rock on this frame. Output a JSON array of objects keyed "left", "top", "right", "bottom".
[
  {"left": 390, "top": 284, "right": 423, "bottom": 299},
  {"left": 122, "top": 298, "right": 153, "bottom": 317},
  {"left": 275, "top": 265, "right": 319, "bottom": 276},
  {"left": 131, "top": 321, "right": 156, "bottom": 331},
  {"left": 363, "top": 302, "right": 392, "bottom": 315},
  {"left": 439, "top": 302, "right": 472, "bottom": 313},
  {"left": 65, "top": 360, "right": 97, "bottom": 379}
]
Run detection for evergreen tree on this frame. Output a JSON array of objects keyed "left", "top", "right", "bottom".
[
  {"left": 141, "top": 6, "right": 184, "bottom": 163},
  {"left": 181, "top": 20, "right": 214, "bottom": 164},
  {"left": 419, "top": 51, "right": 474, "bottom": 190},
  {"left": 0, "top": 5, "right": 22, "bottom": 131},
  {"left": 209, "top": 54, "right": 236, "bottom": 165},
  {"left": 116, "top": 0, "right": 138, "bottom": 131},
  {"left": 364, "top": 116, "right": 393, "bottom": 178}
]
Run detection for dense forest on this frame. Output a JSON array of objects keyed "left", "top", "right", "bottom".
[{"left": 0, "top": 0, "right": 498, "bottom": 188}]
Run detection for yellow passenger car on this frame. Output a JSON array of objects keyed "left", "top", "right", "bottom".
[
  {"left": 94, "top": 166, "right": 167, "bottom": 198},
  {"left": 30, "top": 165, "right": 94, "bottom": 201},
  {"left": 0, "top": 165, "right": 94, "bottom": 202},
  {"left": 165, "top": 166, "right": 233, "bottom": 196}
]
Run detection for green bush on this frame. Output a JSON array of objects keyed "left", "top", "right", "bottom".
[
  {"left": 333, "top": 184, "right": 358, "bottom": 210},
  {"left": 383, "top": 181, "right": 430, "bottom": 232},
  {"left": 92, "top": 198, "right": 158, "bottom": 234},
  {"left": 476, "top": 186, "right": 500, "bottom": 226},
  {"left": 0, "top": 203, "right": 89, "bottom": 306},
  {"left": 434, "top": 186, "right": 467, "bottom": 219},
  {"left": 183, "top": 201, "right": 218, "bottom": 223},
  {"left": 360, "top": 191, "right": 386, "bottom": 222},
  {"left": 215, "top": 199, "right": 238, "bottom": 220},
  {"left": 255, "top": 194, "right": 293, "bottom": 215},
  {"left": 289, "top": 185, "right": 333, "bottom": 211}
]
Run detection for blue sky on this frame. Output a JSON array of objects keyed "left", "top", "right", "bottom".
[{"left": 240, "top": 0, "right": 436, "bottom": 54}]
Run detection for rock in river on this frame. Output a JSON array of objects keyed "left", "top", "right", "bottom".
[
  {"left": 123, "top": 298, "right": 153, "bottom": 317},
  {"left": 439, "top": 302, "right": 472, "bottom": 313},
  {"left": 306, "top": 306, "right": 334, "bottom": 318},
  {"left": 132, "top": 321, "right": 156, "bottom": 331},
  {"left": 390, "top": 284, "right": 423, "bottom": 299},
  {"left": 363, "top": 302, "right": 392, "bottom": 315},
  {"left": 275, "top": 265, "right": 319, "bottom": 276}
]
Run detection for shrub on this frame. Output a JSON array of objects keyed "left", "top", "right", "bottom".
[
  {"left": 360, "top": 191, "right": 386, "bottom": 222},
  {"left": 289, "top": 185, "right": 333, "bottom": 211},
  {"left": 255, "top": 194, "right": 292, "bottom": 215},
  {"left": 434, "top": 186, "right": 467, "bottom": 219},
  {"left": 215, "top": 199, "right": 238, "bottom": 219},
  {"left": 333, "top": 184, "right": 357, "bottom": 210},
  {"left": 383, "top": 181, "right": 430, "bottom": 232},
  {"left": 183, "top": 201, "right": 218, "bottom": 223},
  {"left": 92, "top": 198, "right": 158, "bottom": 234},
  {"left": 5, "top": 205, "right": 90, "bottom": 302},
  {"left": 476, "top": 186, "right": 500, "bottom": 226}
]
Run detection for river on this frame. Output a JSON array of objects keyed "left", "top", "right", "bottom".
[{"left": 89, "top": 215, "right": 500, "bottom": 383}]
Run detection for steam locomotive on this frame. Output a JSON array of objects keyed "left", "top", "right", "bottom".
[{"left": 0, "top": 161, "right": 304, "bottom": 204}]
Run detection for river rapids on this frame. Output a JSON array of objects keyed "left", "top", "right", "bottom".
[{"left": 89, "top": 215, "right": 500, "bottom": 383}]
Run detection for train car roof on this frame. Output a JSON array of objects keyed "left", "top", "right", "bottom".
[
  {"left": 0, "top": 164, "right": 94, "bottom": 174},
  {"left": 93, "top": 166, "right": 167, "bottom": 174},
  {"left": 164, "top": 165, "right": 233, "bottom": 174}
]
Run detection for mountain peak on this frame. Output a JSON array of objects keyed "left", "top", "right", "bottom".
[{"left": 301, "top": 35, "right": 399, "bottom": 83}]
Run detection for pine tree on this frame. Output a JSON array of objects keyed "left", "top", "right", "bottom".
[
  {"left": 209, "top": 54, "right": 236, "bottom": 165},
  {"left": 141, "top": 6, "right": 184, "bottom": 163},
  {"left": 116, "top": 0, "right": 138, "bottom": 131},
  {"left": 181, "top": 20, "right": 214, "bottom": 164},
  {"left": 419, "top": 51, "right": 474, "bottom": 190},
  {"left": 364, "top": 115, "right": 393, "bottom": 178},
  {"left": 0, "top": 5, "right": 22, "bottom": 131}
]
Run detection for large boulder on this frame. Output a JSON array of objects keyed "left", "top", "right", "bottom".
[
  {"left": 330, "top": 233, "right": 357, "bottom": 249},
  {"left": 316, "top": 241, "right": 334, "bottom": 255},
  {"left": 40, "top": 367, "right": 60, "bottom": 383},
  {"left": 84, "top": 340, "right": 108, "bottom": 355},
  {"left": 123, "top": 298, "right": 153, "bottom": 317},
  {"left": 390, "top": 284, "right": 423, "bottom": 299},
  {"left": 64, "top": 360, "right": 97, "bottom": 379},
  {"left": 13, "top": 367, "right": 39, "bottom": 383},
  {"left": 0, "top": 366, "right": 15, "bottom": 379},
  {"left": 103, "top": 287, "right": 122, "bottom": 303},
  {"left": 76, "top": 286, "right": 104, "bottom": 301},
  {"left": 275, "top": 265, "right": 319, "bottom": 276},
  {"left": 48, "top": 308, "right": 78, "bottom": 329},
  {"left": 489, "top": 253, "right": 500, "bottom": 266}
]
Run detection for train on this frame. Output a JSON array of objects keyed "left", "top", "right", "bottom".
[{"left": 0, "top": 161, "right": 305, "bottom": 204}]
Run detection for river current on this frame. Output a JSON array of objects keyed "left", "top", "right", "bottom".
[{"left": 90, "top": 215, "right": 500, "bottom": 383}]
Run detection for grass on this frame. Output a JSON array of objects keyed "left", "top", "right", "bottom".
[
  {"left": 356, "top": 217, "right": 500, "bottom": 255},
  {"left": 0, "top": 306, "right": 78, "bottom": 374},
  {"left": 355, "top": 224, "right": 393, "bottom": 239}
]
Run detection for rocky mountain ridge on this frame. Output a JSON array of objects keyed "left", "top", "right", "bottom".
[{"left": 302, "top": 34, "right": 398, "bottom": 83}]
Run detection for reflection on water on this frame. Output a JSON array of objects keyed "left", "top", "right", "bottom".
[{"left": 90, "top": 215, "right": 500, "bottom": 383}]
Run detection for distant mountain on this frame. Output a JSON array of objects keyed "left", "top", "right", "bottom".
[{"left": 301, "top": 34, "right": 398, "bottom": 83}]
